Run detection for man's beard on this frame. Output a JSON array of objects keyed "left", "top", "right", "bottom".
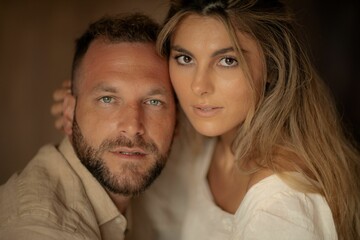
[{"left": 71, "top": 117, "right": 169, "bottom": 197}]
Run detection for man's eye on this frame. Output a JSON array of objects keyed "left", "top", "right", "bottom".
[
  {"left": 219, "top": 57, "right": 238, "bottom": 67},
  {"left": 99, "top": 96, "right": 113, "bottom": 103},
  {"left": 175, "top": 55, "right": 193, "bottom": 65},
  {"left": 146, "top": 99, "right": 163, "bottom": 106}
]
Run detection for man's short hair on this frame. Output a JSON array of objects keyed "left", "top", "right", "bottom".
[{"left": 71, "top": 13, "right": 160, "bottom": 94}]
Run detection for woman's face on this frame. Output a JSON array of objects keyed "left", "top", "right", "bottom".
[{"left": 169, "top": 14, "right": 264, "bottom": 138}]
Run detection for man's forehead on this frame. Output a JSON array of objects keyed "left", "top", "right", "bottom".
[
  {"left": 87, "top": 40, "right": 157, "bottom": 57},
  {"left": 75, "top": 40, "right": 169, "bottom": 88},
  {"left": 81, "top": 40, "right": 166, "bottom": 72}
]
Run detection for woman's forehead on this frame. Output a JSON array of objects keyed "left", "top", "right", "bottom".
[{"left": 170, "top": 14, "right": 259, "bottom": 53}]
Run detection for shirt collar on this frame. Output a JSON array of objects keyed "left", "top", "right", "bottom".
[{"left": 58, "top": 137, "right": 122, "bottom": 226}]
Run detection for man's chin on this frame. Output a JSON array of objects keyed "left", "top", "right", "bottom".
[
  {"left": 102, "top": 175, "right": 149, "bottom": 196},
  {"left": 100, "top": 163, "right": 165, "bottom": 196}
]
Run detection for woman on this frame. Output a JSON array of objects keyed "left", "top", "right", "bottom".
[{"left": 52, "top": 0, "right": 360, "bottom": 239}]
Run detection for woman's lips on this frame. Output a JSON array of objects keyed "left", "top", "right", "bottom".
[{"left": 192, "top": 105, "right": 223, "bottom": 118}]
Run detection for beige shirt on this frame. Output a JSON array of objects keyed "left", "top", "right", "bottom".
[{"left": 0, "top": 137, "right": 127, "bottom": 240}]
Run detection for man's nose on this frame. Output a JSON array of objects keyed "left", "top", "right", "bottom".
[{"left": 117, "top": 104, "right": 145, "bottom": 138}]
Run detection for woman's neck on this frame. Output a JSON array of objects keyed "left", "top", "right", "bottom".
[
  {"left": 215, "top": 137, "right": 236, "bottom": 170},
  {"left": 207, "top": 129, "right": 273, "bottom": 214},
  {"left": 207, "top": 132, "right": 248, "bottom": 214}
]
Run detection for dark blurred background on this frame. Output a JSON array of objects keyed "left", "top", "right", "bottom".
[{"left": 1, "top": 0, "right": 359, "bottom": 183}]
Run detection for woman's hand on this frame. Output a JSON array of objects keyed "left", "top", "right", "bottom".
[{"left": 50, "top": 80, "right": 71, "bottom": 131}]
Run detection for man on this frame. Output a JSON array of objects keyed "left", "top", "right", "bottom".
[{"left": 0, "top": 13, "right": 176, "bottom": 240}]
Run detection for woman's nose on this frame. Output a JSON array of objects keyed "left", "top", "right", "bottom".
[{"left": 191, "top": 67, "right": 214, "bottom": 96}]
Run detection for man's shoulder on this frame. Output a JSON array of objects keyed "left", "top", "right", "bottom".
[
  {"left": 2, "top": 142, "right": 86, "bottom": 203},
  {"left": 0, "top": 143, "right": 100, "bottom": 239}
]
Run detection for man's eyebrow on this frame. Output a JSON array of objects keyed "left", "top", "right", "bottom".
[
  {"left": 92, "top": 84, "right": 118, "bottom": 93},
  {"left": 147, "top": 87, "right": 169, "bottom": 96},
  {"left": 171, "top": 45, "right": 235, "bottom": 57},
  {"left": 92, "top": 84, "right": 169, "bottom": 96}
]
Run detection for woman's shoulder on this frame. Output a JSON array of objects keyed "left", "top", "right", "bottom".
[
  {"left": 237, "top": 173, "right": 332, "bottom": 217},
  {"left": 232, "top": 173, "right": 337, "bottom": 239}
]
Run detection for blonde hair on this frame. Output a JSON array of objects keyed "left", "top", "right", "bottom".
[{"left": 157, "top": 0, "right": 360, "bottom": 239}]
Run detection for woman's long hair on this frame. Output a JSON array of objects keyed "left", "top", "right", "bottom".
[{"left": 157, "top": 0, "right": 360, "bottom": 239}]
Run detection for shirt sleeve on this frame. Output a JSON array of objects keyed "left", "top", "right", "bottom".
[
  {"left": 0, "top": 215, "right": 100, "bottom": 240},
  {"left": 0, "top": 227, "right": 84, "bottom": 240}
]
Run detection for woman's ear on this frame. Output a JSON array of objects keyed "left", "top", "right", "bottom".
[{"left": 63, "top": 94, "right": 76, "bottom": 136}]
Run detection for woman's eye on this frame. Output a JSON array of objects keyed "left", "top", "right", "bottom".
[
  {"left": 219, "top": 57, "right": 238, "bottom": 67},
  {"left": 99, "top": 96, "right": 113, "bottom": 103},
  {"left": 146, "top": 99, "right": 163, "bottom": 106},
  {"left": 175, "top": 55, "right": 193, "bottom": 65}
]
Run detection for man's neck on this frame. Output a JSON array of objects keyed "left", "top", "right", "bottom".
[{"left": 106, "top": 190, "right": 131, "bottom": 214}]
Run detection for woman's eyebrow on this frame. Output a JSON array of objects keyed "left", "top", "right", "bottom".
[
  {"left": 171, "top": 45, "right": 235, "bottom": 58},
  {"left": 211, "top": 47, "right": 234, "bottom": 57},
  {"left": 170, "top": 45, "right": 193, "bottom": 57}
]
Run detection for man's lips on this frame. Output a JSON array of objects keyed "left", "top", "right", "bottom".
[
  {"left": 119, "top": 152, "right": 144, "bottom": 156},
  {"left": 109, "top": 147, "right": 147, "bottom": 157}
]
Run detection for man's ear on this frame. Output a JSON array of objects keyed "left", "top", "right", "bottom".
[{"left": 63, "top": 94, "right": 76, "bottom": 136}]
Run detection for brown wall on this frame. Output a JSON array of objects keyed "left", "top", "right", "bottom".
[{"left": 1, "top": 0, "right": 359, "bottom": 183}]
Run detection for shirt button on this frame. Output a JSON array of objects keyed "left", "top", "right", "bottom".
[
  {"left": 222, "top": 217, "right": 232, "bottom": 232},
  {"left": 115, "top": 217, "right": 122, "bottom": 224}
]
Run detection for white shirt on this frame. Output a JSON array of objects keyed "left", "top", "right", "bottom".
[
  {"left": 128, "top": 136, "right": 195, "bottom": 240},
  {"left": 129, "top": 137, "right": 337, "bottom": 240},
  {"left": 182, "top": 138, "right": 338, "bottom": 240}
]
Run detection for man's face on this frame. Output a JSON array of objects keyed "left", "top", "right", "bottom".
[{"left": 70, "top": 40, "right": 176, "bottom": 196}]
